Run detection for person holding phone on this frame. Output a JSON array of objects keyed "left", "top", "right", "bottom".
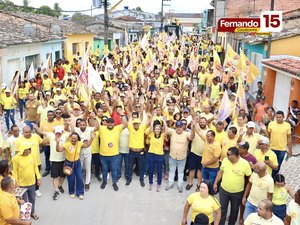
[{"left": 254, "top": 137, "right": 278, "bottom": 175}]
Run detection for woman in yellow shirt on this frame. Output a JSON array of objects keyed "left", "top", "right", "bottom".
[
  {"left": 272, "top": 174, "right": 295, "bottom": 221},
  {"left": 57, "top": 132, "right": 95, "bottom": 200},
  {"left": 147, "top": 115, "right": 166, "bottom": 192},
  {"left": 17, "top": 81, "right": 28, "bottom": 120},
  {"left": 182, "top": 180, "right": 221, "bottom": 225}
]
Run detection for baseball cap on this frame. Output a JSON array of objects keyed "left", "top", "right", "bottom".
[
  {"left": 193, "top": 213, "right": 209, "bottom": 225},
  {"left": 5, "top": 89, "right": 11, "bottom": 93},
  {"left": 183, "top": 107, "right": 190, "bottom": 113},
  {"left": 175, "top": 120, "right": 184, "bottom": 127},
  {"left": 54, "top": 126, "right": 64, "bottom": 133},
  {"left": 219, "top": 92, "right": 224, "bottom": 95},
  {"left": 106, "top": 118, "right": 114, "bottom": 123},
  {"left": 238, "top": 141, "right": 250, "bottom": 150},
  {"left": 260, "top": 136, "right": 270, "bottom": 145},
  {"left": 246, "top": 121, "right": 255, "bottom": 128},
  {"left": 260, "top": 95, "right": 266, "bottom": 100},
  {"left": 231, "top": 93, "right": 236, "bottom": 97},
  {"left": 56, "top": 88, "right": 61, "bottom": 91},
  {"left": 132, "top": 118, "right": 141, "bottom": 124},
  {"left": 45, "top": 91, "right": 51, "bottom": 96},
  {"left": 1, "top": 83, "right": 7, "bottom": 89}
]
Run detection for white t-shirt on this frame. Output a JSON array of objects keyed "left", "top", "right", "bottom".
[
  {"left": 46, "top": 132, "right": 69, "bottom": 162},
  {"left": 6, "top": 135, "right": 18, "bottom": 158},
  {"left": 244, "top": 213, "right": 283, "bottom": 225},
  {"left": 119, "top": 128, "right": 129, "bottom": 154},
  {"left": 74, "top": 127, "right": 94, "bottom": 154},
  {"left": 287, "top": 199, "right": 300, "bottom": 225}
]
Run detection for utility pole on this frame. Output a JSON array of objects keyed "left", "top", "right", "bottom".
[
  {"left": 160, "top": 0, "right": 171, "bottom": 32},
  {"left": 266, "top": 0, "right": 275, "bottom": 58},
  {"left": 214, "top": 0, "right": 218, "bottom": 44},
  {"left": 104, "top": 0, "right": 109, "bottom": 45}
]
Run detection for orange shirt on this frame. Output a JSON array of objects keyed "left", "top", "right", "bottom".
[{"left": 255, "top": 103, "right": 269, "bottom": 122}]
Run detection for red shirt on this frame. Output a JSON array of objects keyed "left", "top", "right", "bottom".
[
  {"left": 56, "top": 67, "right": 65, "bottom": 81},
  {"left": 111, "top": 111, "right": 125, "bottom": 125}
]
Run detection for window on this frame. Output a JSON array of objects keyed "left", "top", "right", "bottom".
[
  {"left": 85, "top": 42, "right": 89, "bottom": 51},
  {"left": 55, "top": 51, "right": 60, "bottom": 61},
  {"left": 72, "top": 43, "right": 79, "bottom": 55},
  {"left": 25, "top": 54, "right": 40, "bottom": 70}
]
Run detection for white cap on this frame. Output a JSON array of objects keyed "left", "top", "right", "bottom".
[
  {"left": 56, "top": 88, "right": 61, "bottom": 91},
  {"left": 5, "top": 89, "right": 11, "bottom": 93},
  {"left": 45, "top": 91, "right": 51, "bottom": 96},
  {"left": 260, "top": 136, "right": 270, "bottom": 145},
  {"left": 54, "top": 126, "right": 64, "bottom": 133},
  {"left": 1, "top": 83, "right": 7, "bottom": 89},
  {"left": 247, "top": 121, "right": 255, "bottom": 128}
]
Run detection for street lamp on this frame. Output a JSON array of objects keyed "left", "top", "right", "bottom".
[{"left": 160, "top": 0, "right": 171, "bottom": 32}]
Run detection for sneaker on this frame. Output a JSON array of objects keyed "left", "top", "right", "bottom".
[
  {"left": 195, "top": 184, "right": 200, "bottom": 192},
  {"left": 70, "top": 194, "right": 75, "bottom": 199},
  {"left": 178, "top": 186, "right": 183, "bottom": 193},
  {"left": 85, "top": 183, "right": 90, "bottom": 191},
  {"left": 186, "top": 184, "right": 193, "bottom": 191},
  {"left": 165, "top": 184, "right": 174, "bottom": 191},
  {"left": 35, "top": 190, "right": 42, "bottom": 197},
  {"left": 78, "top": 195, "right": 84, "bottom": 200},
  {"left": 53, "top": 191, "right": 59, "bottom": 200},
  {"left": 100, "top": 182, "right": 107, "bottom": 189},
  {"left": 140, "top": 180, "right": 145, "bottom": 187},
  {"left": 183, "top": 176, "right": 187, "bottom": 181},
  {"left": 58, "top": 186, "right": 64, "bottom": 194},
  {"left": 42, "top": 171, "right": 50, "bottom": 177},
  {"left": 96, "top": 176, "right": 102, "bottom": 182},
  {"left": 174, "top": 175, "right": 178, "bottom": 181},
  {"left": 125, "top": 180, "right": 131, "bottom": 186},
  {"left": 156, "top": 185, "right": 161, "bottom": 192},
  {"left": 149, "top": 184, "right": 153, "bottom": 191},
  {"left": 113, "top": 183, "right": 119, "bottom": 191}
]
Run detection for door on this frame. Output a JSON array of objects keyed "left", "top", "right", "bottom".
[
  {"left": 273, "top": 72, "right": 291, "bottom": 117},
  {"left": 7, "top": 58, "right": 21, "bottom": 85}
]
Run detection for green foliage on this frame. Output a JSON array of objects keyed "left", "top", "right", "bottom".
[
  {"left": 36, "top": 5, "right": 56, "bottom": 17},
  {"left": 72, "top": 12, "right": 93, "bottom": 25}
]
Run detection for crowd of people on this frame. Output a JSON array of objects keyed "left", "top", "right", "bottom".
[{"left": 0, "top": 33, "right": 299, "bottom": 225}]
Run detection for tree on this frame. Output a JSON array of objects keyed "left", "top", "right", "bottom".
[
  {"left": 135, "top": 6, "right": 143, "bottom": 12},
  {"left": 53, "top": 2, "right": 62, "bottom": 18},
  {"left": 22, "top": 0, "right": 34, "bottom": 13},
  {"left": 23, "top": 0, "right": 29, "bottom": 7},
  {"left": 72, "top": 12, "right": 93, "bottom": 25},
  {"left": 36, "top": 5, "right": 56, "bottom": 17},
  {"left": 0, "top": 0, "right": 18, "bottom": 11}
]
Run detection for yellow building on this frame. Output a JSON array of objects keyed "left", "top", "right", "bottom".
[
  {"left": 270, "top": 35, "right": 300, "bottom": 56},
  {"left": 64, "top": 33, "right": 94, "bottom": 62}
]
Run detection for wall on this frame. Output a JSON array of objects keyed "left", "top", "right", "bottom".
[
  {"left": 64, "top": 34, "right": 94, "bottom": 62},
  {"left": 289, "top": 78, "right": 300, "bottom": 135},
  {"left": 263, "top": 67, "right": 276, "bottom": 106},
  {"left": 271, "top": 36, "right": 300, "bottom": 57},
  {"left": 94, "top": 38, "right": 105, "bottom": 58},
  {"left": 1, "top": 40, "right": 62, "bottom": 85}
]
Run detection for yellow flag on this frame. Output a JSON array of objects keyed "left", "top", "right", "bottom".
[
  {"left": 223, "top": 44, "right": 242, "bottom": 77},
  {"left": 213, "top": 50, "right": 223, "bottom": 77},
  {"left": 240, "top": 49, "right": 261, "bottom": 84},
  {"left": 233, "top": 76, "right": 248, "bottom": 119}
]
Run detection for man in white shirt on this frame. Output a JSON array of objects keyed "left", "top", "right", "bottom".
[
  {"left": 244, "top": 199, "right": 283, "bottom": 225},
  {"left": 285, "top": 189, "right": 300, "bottom": 225}
]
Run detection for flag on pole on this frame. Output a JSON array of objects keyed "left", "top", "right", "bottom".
[
  {"left": 213, "top": 49, "right": 223, "bottom": 77},
  {"left": 232, "top": 77, "right": 248, "bottom": 119},
  {"left": 240, "top": 49, "right": 261, "bottom": 84},
  {"left": 88, "top": 62, "right": 103, "bottom": 93},
  {"left": 188, "top": 53, "right": 197, "bottom": 73},
  {"left": 41, "top": 54, "right": 51, "bottom": 75},
  {"left": 27, "top": 62, "right": 35, "bottom": 81},
  {"left": 216, "top": 90, "right": 232, "bottom": 122},
  {"left": 124, "top": 28, "right": 129, "bottom": 46},
  {"left": 11, "top": 70, "right": 21, "bottom": 96},
  {"left": 223, "top": 44, "right": 242, "bottom": 77}
]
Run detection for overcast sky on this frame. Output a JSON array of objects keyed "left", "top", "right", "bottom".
[{"left": 12, "top": 0, "right": 213, "bottom": 15}]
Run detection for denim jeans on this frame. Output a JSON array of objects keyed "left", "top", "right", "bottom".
[
  {"left": 92, "top": 153, "right": 101, "bottom": 178},
  {"left": 128, "top": 150, "right": 144, "bottom": 182},
  {"left": 19, "top": 99, "right": 26, "bottom": 119},
  {"left": 25, "top": 121, "right": 35, "bottom": 131},
  {"left": 244, "top": 200, "right": 258, "bottom": 220},
  {"left": 80, "top": 152, "right": 92, "bottom": 185},
  {"left": 271, "top": 149, "right": 286, "bottom": 178},
  {"left": 65, "top": 160, "right": 84, "bottom": 196},
  {"left": 163, "top": 150, "right": 170, "bottom": 173},
  {"left": 117, "top": 153, "right": 129, "bottom": 180},
  {"left": 42, "top": 146, "right": 51, "bottom": 172},
  {"left": 219, "top": 186, "right": 244, "bottom": 225},
  {"left": 21, "top": 184, "right": 36, "bottom": 214},
  {"left": 4, "top": 109, "right": 15, "bottom": 131},
  {"left": 202, "top": 167, "right": 219, "bottom": 194},
  {"left": 168, "top": 157, "right": 186, "bottom": 188},
  {"left": 100, "top": 154, "right": 119, "bottom": 184},
  {"left": 148, "top": 153, "right": 164, "bottom": 185},
  {"left": 273, "top": 204, "right": 286, "bottom": 221},
  {"left": 143, "top": 150, "right": 149, "bottom": 176}
]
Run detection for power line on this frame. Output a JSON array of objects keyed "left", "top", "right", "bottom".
[{"left": 0, "top": 2, "right": 102, "bottom": 13}]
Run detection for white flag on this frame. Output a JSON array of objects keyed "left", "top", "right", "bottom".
[
  {"left": 216, "top": 90, "right": 232, "bottom": 122},
  {"left": 27, "top": 62, "right": 35, "bottom": 81},
  {"left": 88, "top": 62, "right": 103, "bottom": 93}
]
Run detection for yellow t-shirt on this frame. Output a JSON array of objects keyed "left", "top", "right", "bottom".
[
  {"left": 91, "top": 131, "right": 100, "bottom": 154},
  {"left": 220, "top": 136, "right": 238, "bottom": 160},
  {"left": 220, "top": 157, "right": 252, "bottom": 193},
  {"left": 63, "top": 141, "right": 83, "bottom": 162},
  {"left": 43, "top": 78, "right": 52, "bottom": 91},
  {"left": 241, "top": 133, "right": 262, "bottom": 154},
  {"left": 99, "top": 125, "right": 123, "bottom": 156},
  {"left": 0, "top": 190, "right": 20, "bottom": 225},
  {"left": 148, "top": 133, "right": 165, "bottom": 155},
  {"left": 15, "top": 134, "right": 43, "bottom": 166},
  {"left": 272, "top": 186, "right": 288, "bottom": 206},
  {"left": 1, "top": 96, "right": 17, "bottom": 110},
  {"left": 187, "top": 192, "right": 220, "bottom": 223},
  {"left": 198, "top": 72, "right": 206, "bottom": 85},
  {"left": 248, "top": 172, "right": 274, "bottom": 206},
  {"left": 17, "top": 88, "right": 28, "bottom": 100},
  {"left": 202, "top": 141, "right": 222, "bottom": 168},
  {"left": 12, "top": 154, "right": 41, "bottom": 186},
  {"left": 254, "top": 149, "right": 278, "bottom": 175},
  {"left": 210, "top": 126, "right": 227, "bottom": 146},
  {"left": 191, "top": 129, "right": 208, "bottom": 156},
  {"left": 268, "top": 121, "right": 291, "bottom": 151},
  {"left": 205, "top": 73, "right": 215, "bottom": 87},
  {"left": 128, "top": 124, "right": 146, "bottom": 149}
]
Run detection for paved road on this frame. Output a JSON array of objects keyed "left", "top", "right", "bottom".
[{"left": 2, "top": 113, "right": 300, "bottom": 225}]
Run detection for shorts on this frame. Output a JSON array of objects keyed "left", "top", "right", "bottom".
[
  {"left": 188, "top": 152, "right": 202, "bottom": 171},
  {"left": 51, "top": 161, "right": 65, "bottom": 178}
]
